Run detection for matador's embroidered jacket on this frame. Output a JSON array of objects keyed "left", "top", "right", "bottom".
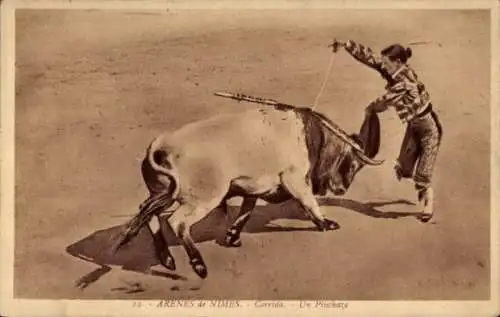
[{"left": 344, "top": 40, "right": 432, "bottom": 123}]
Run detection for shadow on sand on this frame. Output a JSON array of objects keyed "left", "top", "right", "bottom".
[{"left": 66, "top": 197, "right": 420, "bottom": 290}]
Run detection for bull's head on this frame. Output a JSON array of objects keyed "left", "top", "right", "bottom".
[{"left": 315, "top": 111, "right": 382, "bottom": 196}]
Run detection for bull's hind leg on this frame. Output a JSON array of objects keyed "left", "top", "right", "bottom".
[
  {"left": 167, "top": 201, "right": 221, "bottom": 279},
  {"left": 142, "top": 196, "right": 177, "bottom": 271},
  {"left": 148, "top": 215, "right": 176, "bottom": 271},
  {"left": 223, "top": 197, "right": 258, "bottom": 247},
  {"left": 280, "top": 171, "right": 339, "bottom": 231}
]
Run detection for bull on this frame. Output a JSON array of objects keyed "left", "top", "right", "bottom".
[{"left": 112, "top": 105, "right": 382, "bottom": 279}]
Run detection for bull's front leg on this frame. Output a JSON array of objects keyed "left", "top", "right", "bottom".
[
  {"left": 280, "top": 170, "right": 339, "bottom": 231},
  {"left": 222, "top": 197, "right": 258, "bottom": 247}
]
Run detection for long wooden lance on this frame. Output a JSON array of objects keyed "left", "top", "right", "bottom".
[
  {"left": 213, "top": 91, "right": 384, "bottom": 165},
  {"left": 213, "top": 91, "right": 305, "bottom": 111}
]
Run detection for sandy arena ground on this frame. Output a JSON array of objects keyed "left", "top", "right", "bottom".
[{"left": 14, "top": 9, "right": 491, "bottom": 300}]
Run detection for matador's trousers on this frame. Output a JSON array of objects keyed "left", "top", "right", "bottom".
[{"left": 396, "top": 106, "right": 443, "bottom": 191}]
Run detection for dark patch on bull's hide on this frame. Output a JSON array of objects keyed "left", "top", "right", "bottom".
[
  {"left": 284, "top": 107, "right": 381, "bottom": 196},
  {"left": 294, "top": 108, "right": 340, "bottom": 196}
]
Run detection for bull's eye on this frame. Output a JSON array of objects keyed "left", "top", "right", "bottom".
[{"left": 350, "top": 162, "right": 360, "bottom": 175}]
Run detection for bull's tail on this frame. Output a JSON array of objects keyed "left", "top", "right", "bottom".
[
  {"left": 111, "top": 192, "right": 177, "bottom": 254},
  {"left": 111, "top": 138, "right": 180, "bottom": 254},
  {"left": 146, "top": 136, "right": 181, "bottom": 200}
]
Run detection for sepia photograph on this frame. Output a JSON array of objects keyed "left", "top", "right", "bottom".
[{"left": 1, "top": 0, "right": 499, "bottom": 316}]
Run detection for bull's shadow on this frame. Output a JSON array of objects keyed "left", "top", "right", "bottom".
[
  {"left": 317, "top": 197, "right": 420, "bottom": 219},
  {"left": 66, "top": 197, "right": 420, "bottom": 290}
]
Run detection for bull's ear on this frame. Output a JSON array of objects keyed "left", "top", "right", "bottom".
[{"left": 359, "top": 112, "right": 380, "bottom": 158}]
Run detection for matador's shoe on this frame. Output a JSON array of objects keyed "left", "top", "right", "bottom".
[{"left": 416, "top": 187, "right": 434, "bottom": 223}]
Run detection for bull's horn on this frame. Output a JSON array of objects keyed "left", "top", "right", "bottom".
[
  {"left": 353, "top": 152, "right": 385, "bottom": 166},
  {"left": 312, "top": 112, "right": 385, "bottom": 166}
]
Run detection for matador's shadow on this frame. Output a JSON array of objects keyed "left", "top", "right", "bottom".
[{"left": 66, "top": 198, "right": 419, "bottom": 290}]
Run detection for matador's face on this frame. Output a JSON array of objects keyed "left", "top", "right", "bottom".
[{"left": 381, "top": 55, "right": 403, "bottom": 75}]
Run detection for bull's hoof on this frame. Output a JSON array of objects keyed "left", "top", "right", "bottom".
[
  {"left": 216, "top": 236, "right": 242, "bottom": 248},
  {"left": 324, "top": 219, "right": 341, "bottom": 230},
  {"left": 224, "top": 234, "right": 242, "bottom": 248},
  {"left": 417, "top": 213, "right": 433, "bottom": 223},
  {"left": 161, "top": 256, "right": 176, "bottom": 271},
  {"left": 190, "top": 259, "right": 207, "bottom": 279},
  {"left": 218, "top": 229, "right": 242, "bottom": 248},
  {"left": 316, "top": 219, "right": 340, "bottom": 231}
]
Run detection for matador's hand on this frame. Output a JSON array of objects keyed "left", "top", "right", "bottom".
[
  {"left": 365, "top": 101, "right": 388, "bottom": 114},
  {"left": 328, "top": 39, "right": 346, "bottom": 53}
]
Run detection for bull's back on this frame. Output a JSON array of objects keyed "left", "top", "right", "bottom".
[{"left": 160, "top": 107, "right": 309, "bottom": 177}]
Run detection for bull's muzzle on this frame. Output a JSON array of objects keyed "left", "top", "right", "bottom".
[
  {"left": 333, "top": 188, "right": 346, "bottom": 196},
  {"left": 329, "top": 180, "right": 347, "bottom": 196}
]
